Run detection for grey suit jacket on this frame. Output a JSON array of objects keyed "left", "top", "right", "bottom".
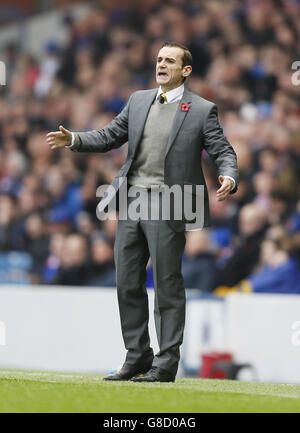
[{"left": 71, "top": 86, "right": 239, "bottom": 232}]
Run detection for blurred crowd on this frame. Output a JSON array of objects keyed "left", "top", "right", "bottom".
[{"left": 0, "top": 0, "right": 300, "bottom": 293}]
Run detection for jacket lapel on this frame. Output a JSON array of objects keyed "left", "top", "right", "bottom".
[
  {"left": 131, "top": 88, "right": 157, "bottom": 158},
  {"left": 165, "top": 87, "right": 193, "bottom": 157}
]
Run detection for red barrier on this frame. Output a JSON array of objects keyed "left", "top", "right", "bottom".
[{"left": 200, "top": 351, "right": 233, "bottom": 379}]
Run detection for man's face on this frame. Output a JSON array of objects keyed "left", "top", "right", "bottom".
[{"left": 156, "top": 46, "right": 191, "bottom": 91}]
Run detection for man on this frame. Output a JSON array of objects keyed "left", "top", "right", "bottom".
[{"left": 47, "top": 42, "right": 239, "bottom": 382}]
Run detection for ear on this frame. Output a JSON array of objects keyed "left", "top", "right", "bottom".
[{"left": 182, "top": 65, "right": 192, "bottom": 79}]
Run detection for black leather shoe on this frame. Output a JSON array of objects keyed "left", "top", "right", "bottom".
[
  {"left": 131, "top": 366, "right": 175, "bottom": 383},
  {"left": 103, "top": 363, "right": 152, "bottom": 381}
]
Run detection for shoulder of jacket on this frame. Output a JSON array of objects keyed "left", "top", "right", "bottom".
[
  {"left": 130, "top": 88, "right": 157, "bottom": 99},
  {"left": 190, "top": 93, "right": 216, "bottom": 111},
  {"left": 130, "top": 89, "right": 158, "bottom": 99}
]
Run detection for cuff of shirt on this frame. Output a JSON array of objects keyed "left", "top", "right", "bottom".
[
  {"left": 223, "top": 175, "right": 236, "bottom": 191},
  {"left": 66, "top": 132, "right": 80, "bottom": 150},
  {"left": 65, "top": 133, "right": 75, "bottom": 149}
]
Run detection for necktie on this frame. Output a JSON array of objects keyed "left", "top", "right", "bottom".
[{"left": 159, "top": 93, "right": 167, "bottom": 104}]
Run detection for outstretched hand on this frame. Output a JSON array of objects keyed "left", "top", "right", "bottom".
[
  {"left": 46, "top": 125, "right": 72, "bottom": 150},
  {"left": 217, "top": 175, "right": 233, "bottom": 201}
]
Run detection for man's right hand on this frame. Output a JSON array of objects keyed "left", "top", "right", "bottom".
[{"left": 46, "top": 125, "right": 72, "bottom": 150}]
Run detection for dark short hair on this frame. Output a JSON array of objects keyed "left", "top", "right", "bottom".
[
  {"left": 161, "top": 41, "right": 193, "bottom": 67},
  {"left": 161, "top": 42, "right": 192, "bottom": 82}
]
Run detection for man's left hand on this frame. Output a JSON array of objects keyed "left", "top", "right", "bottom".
[{"left": 217, "top": 175, "right": 233, "bottom": 201}]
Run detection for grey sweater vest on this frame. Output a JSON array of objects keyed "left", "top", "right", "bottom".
[{"left": 128, "top": 99, "right": 180, "bottom": 188}]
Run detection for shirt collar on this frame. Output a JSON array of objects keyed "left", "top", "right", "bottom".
[{"left": 156, "top": 83, "right": 185, "bottom": 103}]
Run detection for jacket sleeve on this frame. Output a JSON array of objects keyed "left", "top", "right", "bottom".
[
  {"left": 71, "top": 94, "right": 133, "bottom": 153},
  {"left": 203, "top": 104, "right": 239, "bottom": 194}
]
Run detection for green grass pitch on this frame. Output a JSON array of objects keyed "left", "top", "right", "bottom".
[{"left": 0, "top": 369, "right": 299, "bottom": 413}]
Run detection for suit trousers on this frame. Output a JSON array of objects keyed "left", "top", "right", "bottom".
[{"left": 114, "top": 187, "right": 186, "bottom": 375}]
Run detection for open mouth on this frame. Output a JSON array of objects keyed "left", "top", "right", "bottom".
[{"left": 158, "top": 71, "right": 168, "bottom": 78}]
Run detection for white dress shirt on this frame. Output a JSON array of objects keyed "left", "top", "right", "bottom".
[{"left": 156, "top": 83, "right": 185, "bottom": 103}]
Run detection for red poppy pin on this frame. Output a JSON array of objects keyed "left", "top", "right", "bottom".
[{"left": 181, "top": 103, "right": 189, "bottom": 112}]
